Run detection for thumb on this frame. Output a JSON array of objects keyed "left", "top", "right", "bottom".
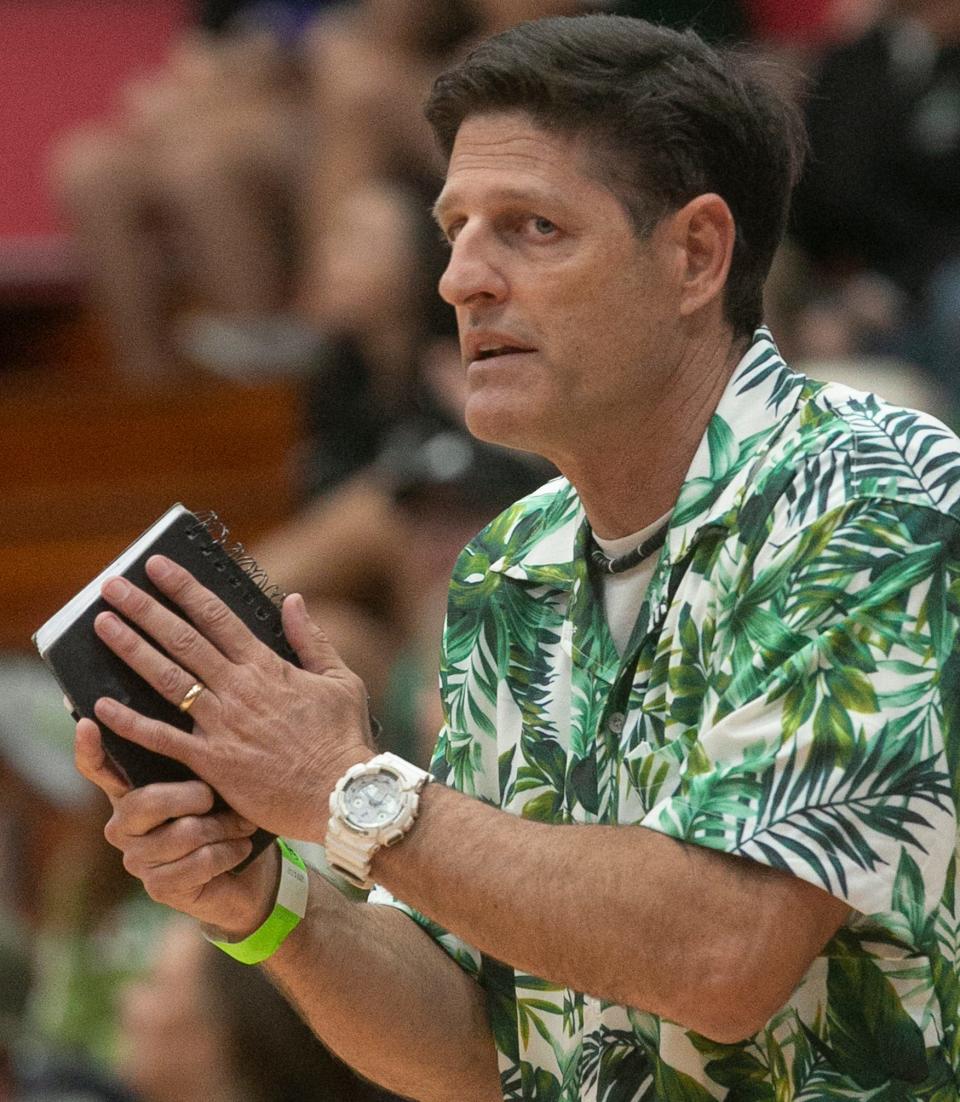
[
  {"left": 282, "top": 593, "right": 348, "bottom": 676},
  {"left": 75, "top": 718, "right": 132, "bottom": 804}
]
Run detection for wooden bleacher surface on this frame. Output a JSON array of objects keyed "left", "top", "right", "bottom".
[{"left": 0, "top": 317, "right": 299, "bottom": 653}]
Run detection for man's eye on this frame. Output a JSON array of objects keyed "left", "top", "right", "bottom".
[
  {"left": 532, "top": 217, "right": 557, "bottom": 236},
  {"left": 439, "top": 222, "right": 462, "bottom": 246}
]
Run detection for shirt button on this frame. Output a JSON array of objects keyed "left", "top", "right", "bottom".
[{"left": 607, "top": 712, "right": 625, "bottom": 734}]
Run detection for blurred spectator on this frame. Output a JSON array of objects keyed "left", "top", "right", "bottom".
[
  {"left": 197, "top": 0, "right": 341, "bottom": 39},
  {"left": 613, "top": 0, "right": 749, "bottom": 42},
  {"left": 116, "top": 917, "right": 397, "bottom": 1102},
  {"left": 744, "top": 0, "right": 886, "bottom": 49},
  {"left": 296, "top": 178, "right": 457, "bottom": 499},
  {"left": 791, "top": 0, "right": 960, "bottom": 392},
  {"left": 298, "top": 0, "right": 476, "bottom": 281},
  {"left": 297, "top": 2, "right": 595, "bottom": 333},
  {"left": 0, "top": 656, "right": 139, "bottom": 1085},
  {"left": 801, "top": 353, "right": 955, "bottom": 423},
  {"left": 50, "top": 2, "right": 328, "bottom": 384},
  {"left": 377, "top": 424, "right": 556, "bottom": 765},
  {"left": 0, "top": 911, "right": 32, "bottom": 1100},
  {"left": 7, "top": 1033, "right": 133, "bottom": 1102}
]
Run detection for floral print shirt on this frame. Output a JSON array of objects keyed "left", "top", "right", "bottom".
[{"left": 370, "top": 330, "right": 960, "bottom": 1100}]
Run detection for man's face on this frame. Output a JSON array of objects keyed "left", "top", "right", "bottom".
[{"left": 434, "top": 112, "right": 686, "bottom": 466}]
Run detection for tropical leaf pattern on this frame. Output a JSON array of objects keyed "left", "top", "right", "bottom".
[{"left": 369, "top": 330, "right": 960, "bottom": 1100}]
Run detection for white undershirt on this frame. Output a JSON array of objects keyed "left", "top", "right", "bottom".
[{"left": 593, "top": 512, "right": 672, "bottom": 655}]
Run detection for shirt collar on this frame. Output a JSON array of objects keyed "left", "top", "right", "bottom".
[{"left": 489, "top": 328, "right": 808, "bottom": 589}]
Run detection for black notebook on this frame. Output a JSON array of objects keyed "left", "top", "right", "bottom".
[{"left": 32, "top": 504, "right": 293, "bottom": 867}]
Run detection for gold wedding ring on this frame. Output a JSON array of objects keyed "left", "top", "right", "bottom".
[{"left": 178, "top": 681, "right": 206, "bottom": 713}]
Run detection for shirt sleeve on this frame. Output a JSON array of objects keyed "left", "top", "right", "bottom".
[
  {"left": 366, "top": 885, "right": 482, "bottom": 979},
  {"left": 641, "top": 498, "right": 960, "bottom": 921}
]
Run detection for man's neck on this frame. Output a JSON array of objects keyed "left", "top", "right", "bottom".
[{"left": 563, "top": 331, "right": 747, "bottom": 540}]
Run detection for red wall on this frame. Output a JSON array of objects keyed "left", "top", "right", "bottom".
[{"left": 0, "top": 1, "right": 187, "bottom": 240}]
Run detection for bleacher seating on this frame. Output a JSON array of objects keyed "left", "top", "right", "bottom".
[{"left": 1, "top": 370, "right": 299, "bottom": 652}]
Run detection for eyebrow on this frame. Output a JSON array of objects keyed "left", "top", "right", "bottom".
[{"left": 432, "top": 184, "right": 563, "bottom": 228}]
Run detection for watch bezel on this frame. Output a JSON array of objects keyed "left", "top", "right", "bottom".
[
  {"left": 330, "top": 756, "right": 428, "bottom": 839},
  {"left": 339, "top": 766, "right": 406, "bottom": 832}
]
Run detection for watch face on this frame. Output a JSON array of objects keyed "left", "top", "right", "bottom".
[{"left": 342, "top": 770, "right": 403, "bottom": 830}]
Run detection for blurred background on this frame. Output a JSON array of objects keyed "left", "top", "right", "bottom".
[{"left": 1, "top": 0, "right": 958, "bottom": 1097}]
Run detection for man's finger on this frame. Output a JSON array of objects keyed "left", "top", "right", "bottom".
[
  {"left": 143, "top": 554, "right": 270, "bottom": 666},
  {"left": 282, "top": 592, "right": 348, "bottom": 676},
  {"left": 74, "top": 718, "right": 132, "bottom": 802},
  {"left": 106, "top": 780, "right": 218, "bottom": 839},
  {"left": 98, "top": 573, "right": 232, "bottom": 686},
  {"left": 116, "top": 810, "right": 255, "bottom": 871},
  {"left": 93, "top": 697, "right": 202, "bottom": 773},
  {"left": 144, "top": 838, "right": 255, "bottom": 900},
  {"left": 93, "top": 609, "right": 220, "bottom": 722}
]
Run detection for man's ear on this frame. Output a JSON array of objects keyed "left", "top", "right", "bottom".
[{"left": 669, "top": 193, "right": 736, "bottom": 319}]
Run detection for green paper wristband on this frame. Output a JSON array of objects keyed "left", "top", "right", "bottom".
[{"left": 208, "top": 838, "right": 308, "bottom": 965}]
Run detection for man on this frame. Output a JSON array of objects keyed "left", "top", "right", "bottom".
[{"left": 75, "top": 16, "right": 960, "bottom": 1101}]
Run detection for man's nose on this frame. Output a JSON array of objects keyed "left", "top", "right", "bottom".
[{"left": 438, "top": 225, "right": 507, "bottom": 307}]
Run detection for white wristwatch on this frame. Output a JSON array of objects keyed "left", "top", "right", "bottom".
[{"left": 325, "top": 752, "right": 431, "bottom": 890}]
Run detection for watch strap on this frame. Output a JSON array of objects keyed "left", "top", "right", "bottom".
[
  {"left": 205, "top": 838, "right": 308, "bottom": 964},
  {"left": 326, "top": 816, "right": 381, "bottom": 889}
]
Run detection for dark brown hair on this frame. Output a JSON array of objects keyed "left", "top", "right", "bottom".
[{"left": 425, "top": 15, "right": 807, "bottom": 335}]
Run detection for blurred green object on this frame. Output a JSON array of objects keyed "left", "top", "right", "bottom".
[
  {"left": 0, "top": 655, "right": 87, "bottom": 809},
  {"left": 0, "top": 909, "right": 32, "bottom": 1042},
  {"left": 28, "top": 891, "right": 170, "bottom": 1067},
  {"left": 0, "top": 654, "right": 170, "bottom": 1066}
]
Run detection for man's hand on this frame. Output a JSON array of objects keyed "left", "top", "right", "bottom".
[
  {"left": 75, "top": 706, "right": 503, "bottom": 1102},
  {"left": 74, "top": 718, "right": 277, "bottom": 936},
  {"left": 87, "top": 554, "right": 374, "bottom": 843}
]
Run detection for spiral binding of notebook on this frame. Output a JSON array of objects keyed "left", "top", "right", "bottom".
[
  {"left": 184, "top": 509, "right": 295, "bottom": 656},
  {"left": 191, "top": 510, "right": 285, "bottom": 605}
]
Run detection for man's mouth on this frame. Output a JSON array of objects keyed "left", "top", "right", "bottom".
[
  {"left": 470, "top": 340, "right": 536, "bottom": 362},
  {"left": 476, "top": 346, "right": 524, "bottom": 360}
]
